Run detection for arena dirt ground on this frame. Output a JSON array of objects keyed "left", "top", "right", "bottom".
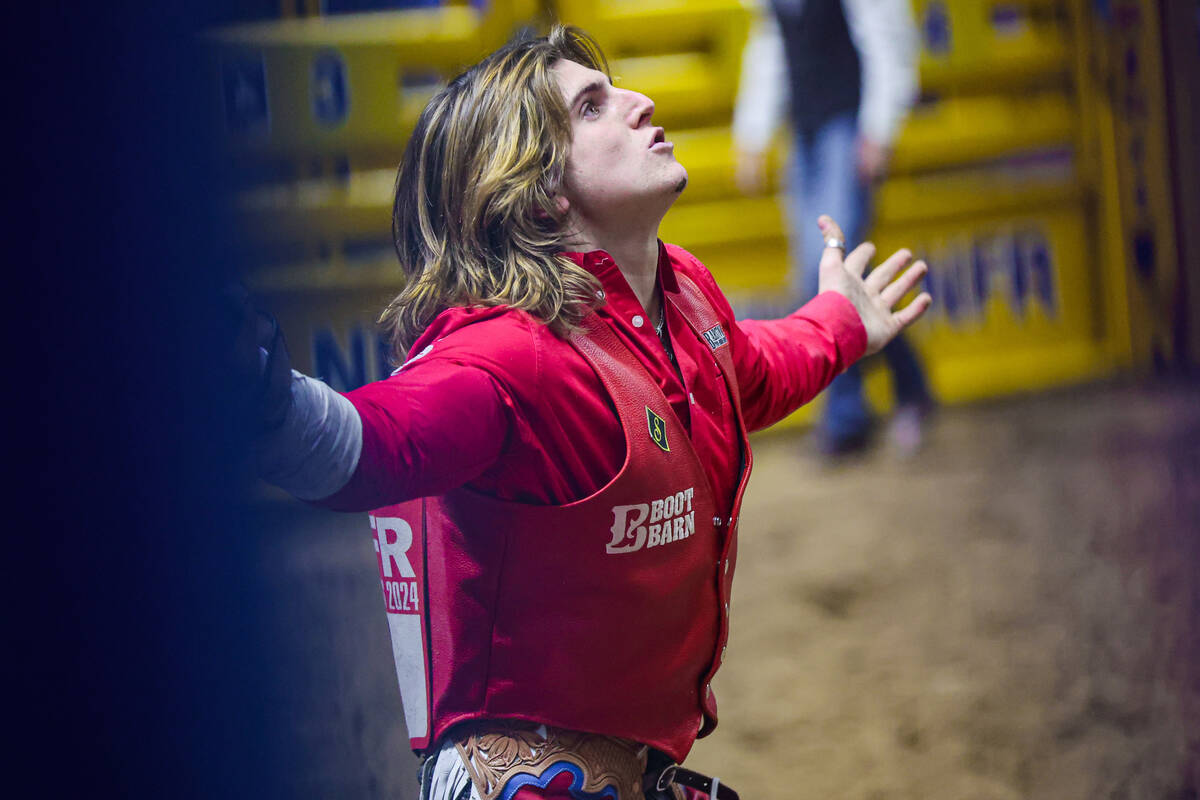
[{"left": 254, "top": 378, "right": 1200, "bottom": 800}]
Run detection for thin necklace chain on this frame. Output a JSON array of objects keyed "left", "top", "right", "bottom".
[{"left": 654, "top": 297, "right": 676, "bottom": 366}]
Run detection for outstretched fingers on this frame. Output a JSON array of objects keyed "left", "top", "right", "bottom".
[
  {"left": 817, "top": 215, "right": 876, "bottom": 276},
  {"left": 817, "top": 215, "right": 845, "bottom": 250},
  {"left": 891, "top": 291, "right": 933, "bottom": 329},
  {"left": 816, "top": 215, "right": 846, "bottom": 273},
  {"left": 843, "top": 242, "right": 876, "bottom": 278},
  {"left": 865, "top": 248, "right": 913, "bottom": 293},
  {"left": 879, "top": 258, "right": 929, "bottom": 308}
]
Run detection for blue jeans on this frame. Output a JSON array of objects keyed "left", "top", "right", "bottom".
[{"left": 786, "top": 112, "right": 929, "bottom": 440}]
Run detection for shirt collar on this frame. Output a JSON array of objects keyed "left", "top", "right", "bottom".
[{"left": 562, "top": 241, "right": 679, "bottom": 300}]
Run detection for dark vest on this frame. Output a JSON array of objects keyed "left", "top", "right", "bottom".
[
  {"left": 368, "top": 274, "right": 754, "bottom": 762},
  {"left": 771, "top": 0, "right": 862, "bottom": 133}
]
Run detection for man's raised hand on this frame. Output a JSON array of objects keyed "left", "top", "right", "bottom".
[{"left": 815, "top": 215, "right": 932, "bottom": 356}]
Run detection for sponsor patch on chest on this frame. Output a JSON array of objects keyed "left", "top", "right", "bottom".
[
  {"left": 607, "top": 487, "right": 696, "bottom": 554},
  {"left": 701, "top": 324, "right": 728, "bottom": 350}
]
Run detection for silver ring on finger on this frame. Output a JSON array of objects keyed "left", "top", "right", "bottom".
[{"left": 823, "top": 237, "right": 845, "bottom": 251}]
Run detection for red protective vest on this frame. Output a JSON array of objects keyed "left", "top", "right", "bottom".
[{"left": 368, "top": 275, "right": 753, "bottom": 762}]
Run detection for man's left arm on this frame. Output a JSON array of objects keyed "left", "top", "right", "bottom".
[
  {"left": 676, "top": 251, "right": 868, "bottom": 433},
  {"left": 720, "top": 217, "right": 932, "bottom": 431},
  {"left": 734, "top": 294, "right": 868, "bottom": 432}
]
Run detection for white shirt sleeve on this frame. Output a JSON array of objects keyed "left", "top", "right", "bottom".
[
  {"left": 255, "top": 371, "right": 363, "bottom": 501},
  {"left": 732, "top": 3, "right": 789, "bottom": 155},
  {"left": 841, "top": 0, "right": 921, "bottom": 146}
]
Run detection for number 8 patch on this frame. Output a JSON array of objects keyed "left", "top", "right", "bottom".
[{"left": 646, "top": 406, "right": 670, "bottom": 452}]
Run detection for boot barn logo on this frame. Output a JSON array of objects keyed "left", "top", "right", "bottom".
[{"left": 607, "top": 488, "right": 696, "bottom": 554}]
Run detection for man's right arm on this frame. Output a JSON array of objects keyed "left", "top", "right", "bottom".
[
  {"left": 254, "top": 357, "right": 511, "bottom": 512},
  {"left": 318, "top": 363, "right": 510, "bottom": 511},
  {"left": 255, "top": 371, "right": 364, "bottom": 502}
]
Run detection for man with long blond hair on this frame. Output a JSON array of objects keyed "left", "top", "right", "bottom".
[{"left": 253, "top": 25, "right": 929, "bottom": 800}]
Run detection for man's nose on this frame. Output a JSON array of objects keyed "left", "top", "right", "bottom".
[{"left": 621, "top": 88, "right": 655, "bottom": 127}]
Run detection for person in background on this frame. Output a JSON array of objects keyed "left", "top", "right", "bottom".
[{"left": 734, "top": 0, "right": 933, "bottom": 456}]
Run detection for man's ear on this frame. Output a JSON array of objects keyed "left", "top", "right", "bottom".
[{"left": 534, "top": 194, "right": 571, "bottom": 222}]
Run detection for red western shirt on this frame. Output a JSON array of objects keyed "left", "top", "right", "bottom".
[{"left": 322, "top": 242, "right": 866, "bottom": 514}]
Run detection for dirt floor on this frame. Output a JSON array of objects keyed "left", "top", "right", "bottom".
[{"left": 255, "top": 378, "right": 1200, "bottom": 799}]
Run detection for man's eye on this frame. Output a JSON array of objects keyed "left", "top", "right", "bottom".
[{"left": 582, "top": 101, "right": 600, "bottom": 118}]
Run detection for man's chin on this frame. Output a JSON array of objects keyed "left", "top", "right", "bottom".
[{"left": 672, "top": 164, "right": 689, "bottom": 194}]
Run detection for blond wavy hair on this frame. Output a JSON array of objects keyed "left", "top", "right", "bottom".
[{"left": 381, "top": 25, "right": 609, "bottom": 360}]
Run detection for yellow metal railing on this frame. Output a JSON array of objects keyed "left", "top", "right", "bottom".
[{"left": 205, "top": 0, "right": 1172, "bottom": 401}]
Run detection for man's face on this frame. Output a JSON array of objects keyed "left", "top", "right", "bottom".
[{"left": 551, "top": 59, "right": 688, "bottom": 227}]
